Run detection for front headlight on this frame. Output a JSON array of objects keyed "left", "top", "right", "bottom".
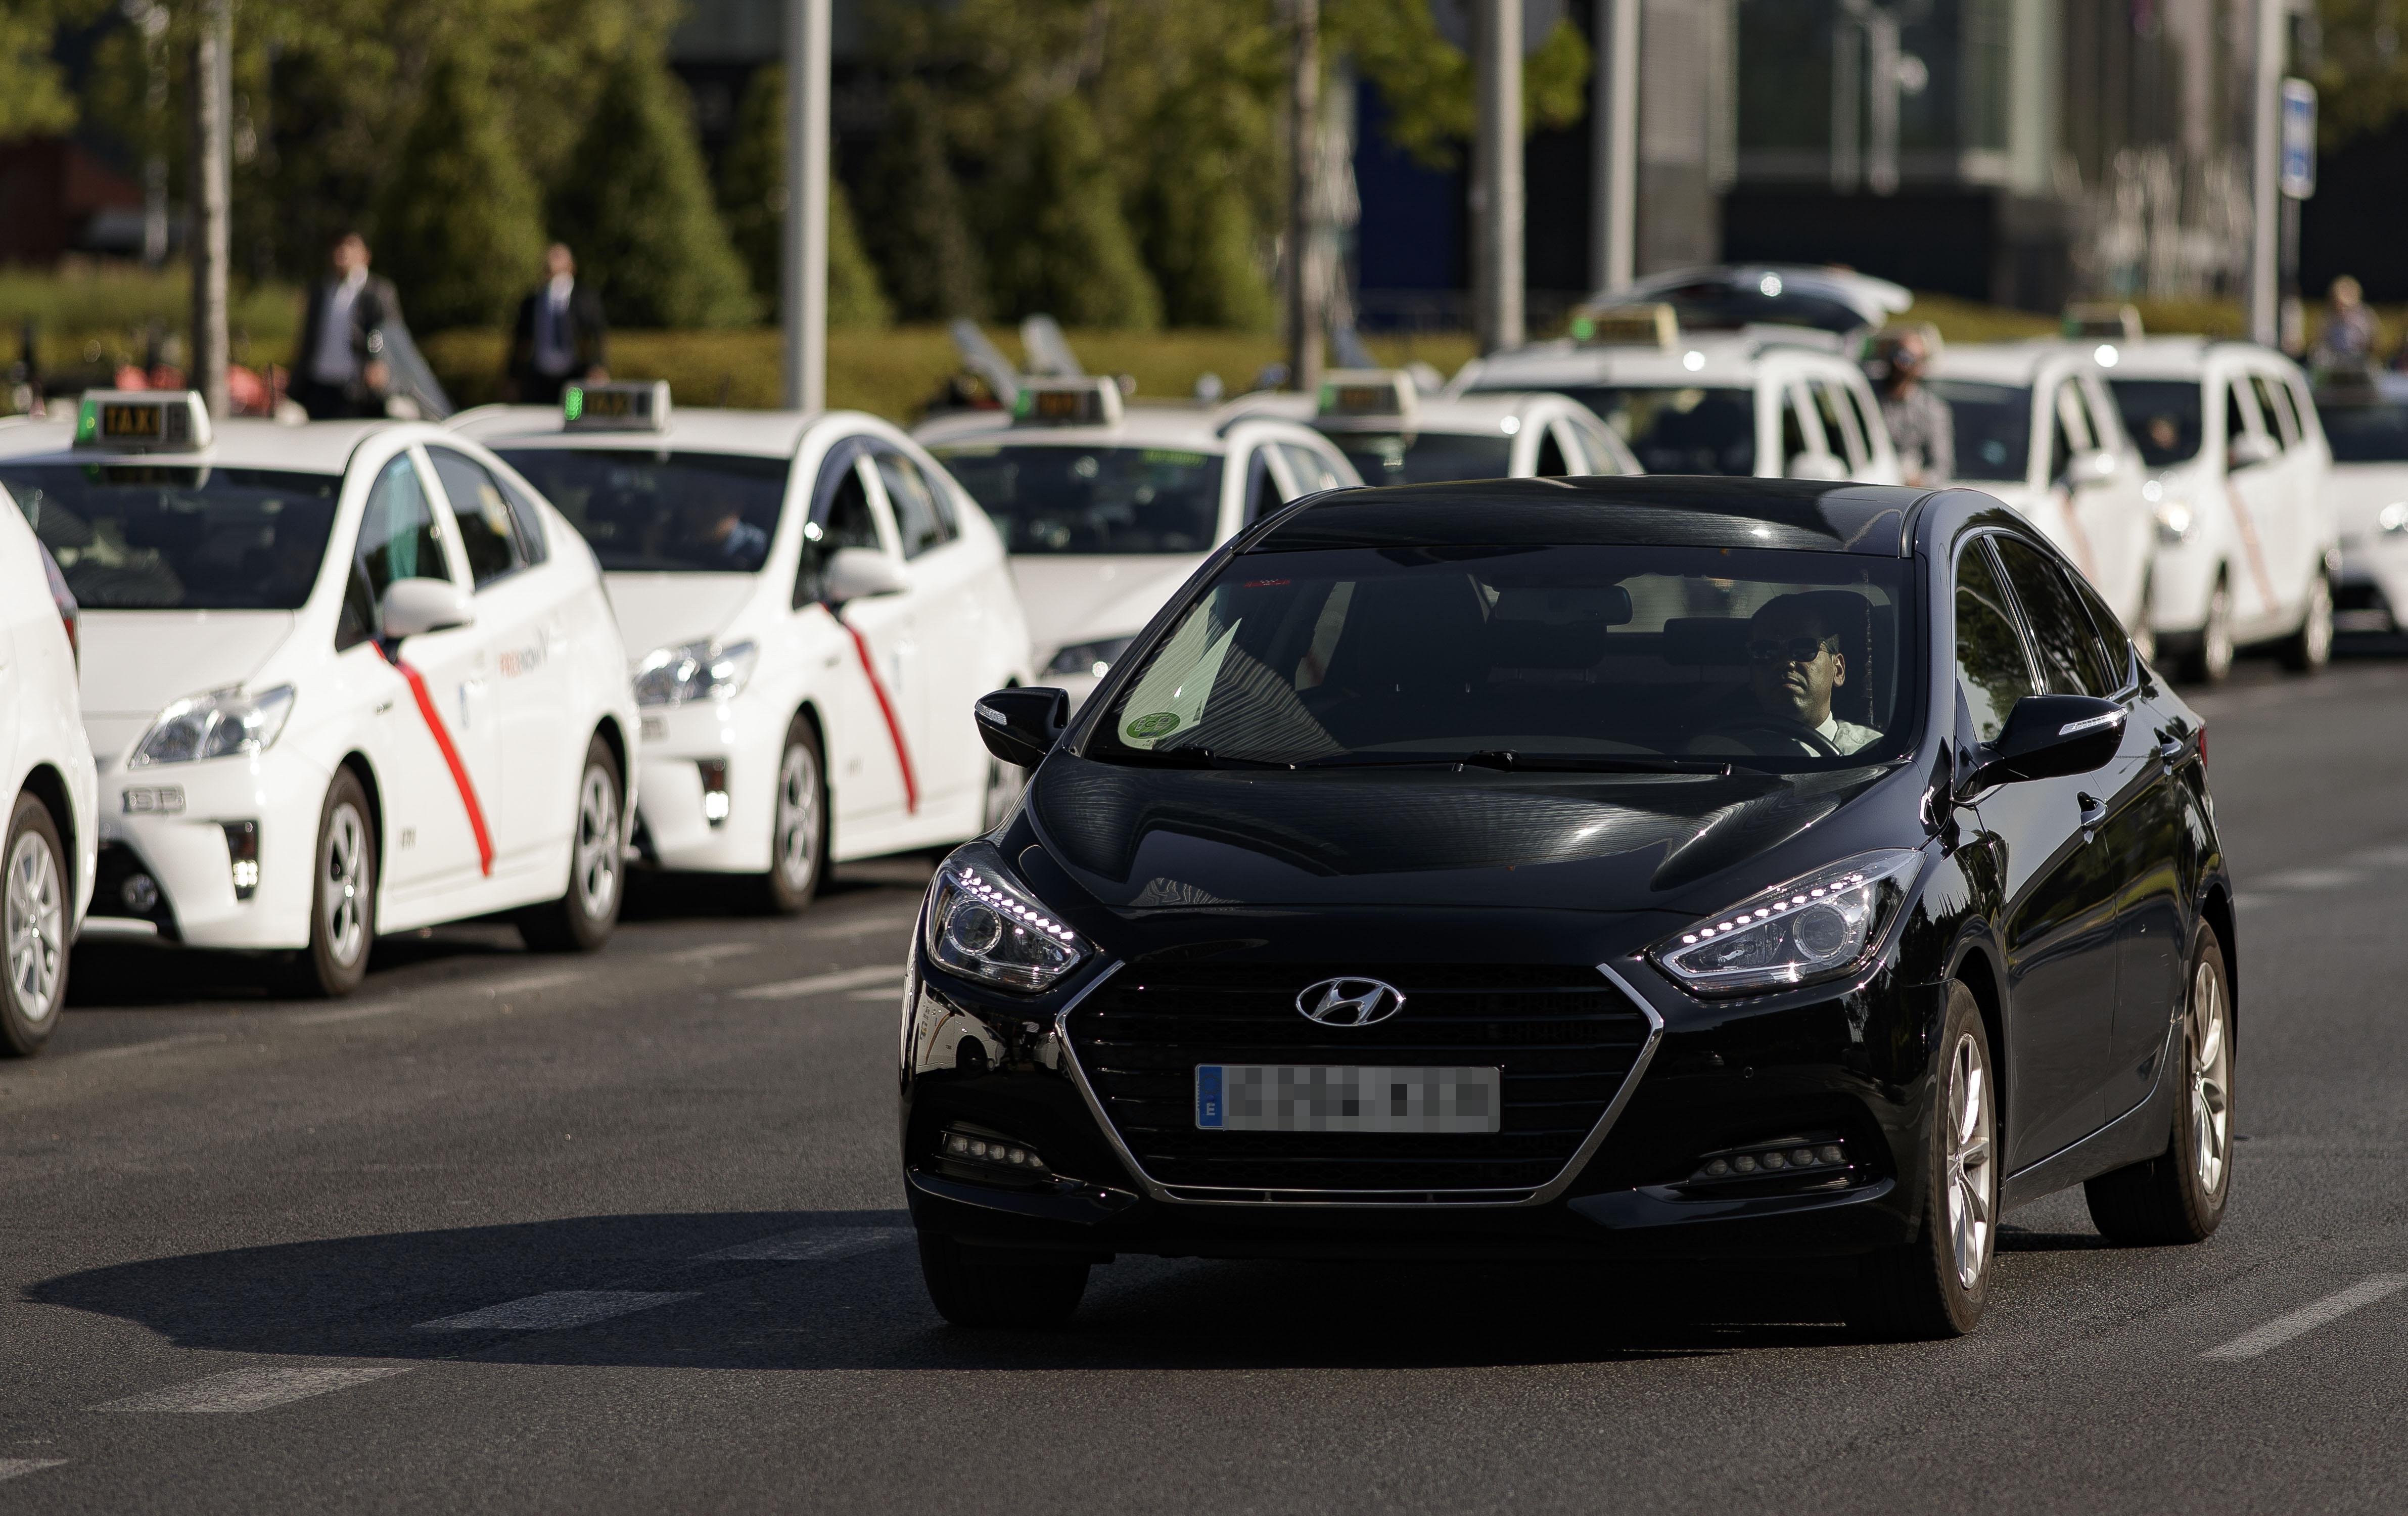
[
  {"left": 922, "top": 841, "right": 1089, "bottom": 992},
  {"left": 2377, "top": 501, "right": 2408, "bottom": 537},
  {"left": 1047, "top": 635, "right": 1135, "bottom": 680},
  {"left": 129, "top": 685, "right": 296, "bottom": 767},
  {"left": 2153, "top": 496, "right": 2196, "bottom": 545},
  {"left": 1650, "top": 849, "right": 1923, "bottom": 996},
  {"left": 632, "top": 639, "right": 758, "bottom": 707}
]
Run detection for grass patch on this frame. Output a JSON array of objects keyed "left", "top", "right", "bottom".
[{"left": 0, "top": 263, "right": 300, "bottom": 372}]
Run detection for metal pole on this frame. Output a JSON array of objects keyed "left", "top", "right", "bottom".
[
  {"left": 1865, "top": 4, "right": 1900, "bottom": 196},
  {"left": 190, "top": 0, "right": 231, "bottom": 417},
  {"left": 1286, "top": 0, "right": 1323, "bottom": 394},
  {"left": 1474, "top": 0, "right": 1524, "bottom": 353},
  {"left": 1591, "top": 0, "right": 1638, "bottom": 293},
  {"left": 783, "top": 0, "right": 830, "bottom": 411},
  {"left": 2248, "top": 0, "right": 2283, "bottom": 348}
]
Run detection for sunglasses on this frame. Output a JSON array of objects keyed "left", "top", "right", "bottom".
[{"left": 1748, "top": 635, "right": 1836, "bottom": 663}]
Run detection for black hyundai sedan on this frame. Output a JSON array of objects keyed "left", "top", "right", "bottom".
[{"left": 903, "top": 477, "right": 2235, "bottom": 1340}]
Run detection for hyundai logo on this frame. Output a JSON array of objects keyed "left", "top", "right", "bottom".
[{"left": 1295, "top": 977, "right": 1406, "bottom": 1027}]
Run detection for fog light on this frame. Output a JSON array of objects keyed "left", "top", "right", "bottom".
[
  {"left": 121, "top": 873, "right": 160, "bottom": 912},
  {"left": 697, "top": 759, "right": 730, "bottom": 825},
  {"left": 1688, "top": 1135, "right": 1851, "bottom": 1185},
  {"left": 220, "top": 820, "right": 260, "bottom": 901},
  {"left": 941, "top": 1127, "right": 1049, "bottom": 1177}
]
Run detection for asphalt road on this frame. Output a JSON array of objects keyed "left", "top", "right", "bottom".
[{"left": 7, "top": 651, "right": 2408, "bottom": 1513}]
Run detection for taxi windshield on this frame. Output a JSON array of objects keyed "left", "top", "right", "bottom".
[
  {"left": 2106, "top": 379, "right": 2203, "bottom": 468},
  {"left": 0, "top": 464, "right": 339, "bottom": 610},
  {"left": 495, "top": 449, "right": 786, "bottom": 572},
  {"left": 1927, "top": 379, "right": 2032, "bottom": 481},
  {"left": 1092, "top": 543, "right": 1918, "bottom": 773},
  {"left": 930, "top": 443, "right": 1223, "bottom": 554},
  {"left": 1330, "top": 432, "right": 1514, "bottom": 486},
  {"left": 2314, "top": 397, "right": 2408, "bottom": 462},
  {"left": 1483, "top": 385, "right": 1756, "bottom": 475}
]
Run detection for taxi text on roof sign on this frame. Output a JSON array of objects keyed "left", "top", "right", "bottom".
[
  {"left": 1011, "top": 377, "right": 1122, "bottom": 429},
  {"left": 1566, "top": 301, "right": 1679, "bottom": 349},
  {"left": 73, "top": 390, "right": 212, "bottom": 454},
  {"left": 1316, "top": 370, "right": 1417, "bottom": 424},
  {"left": 565, "top": 380, "right": 673, "bottom": 432}
]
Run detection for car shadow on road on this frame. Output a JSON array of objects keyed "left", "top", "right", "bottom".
[
  {"left": 66, "top": 921, "right": 535, "bottom": 1009},
  {"left": 26, "top": 1210, "right": 1870, "bottom": 1371}
]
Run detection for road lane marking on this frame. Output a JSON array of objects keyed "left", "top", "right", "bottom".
[
  {"left": 2257, "top": 867, "right": 2367, "bottom": 892},
  {"left": 0, "top": 1459, "right": 66, "bottom": 1481},
  {"left": 847, "top": 988, "right": 901, "bottom": 1002},
  {"left": 694, "top": 1225, "right": 911, "bottom": 1263},
  {"left": 2203, "top": 1275, "right": 2408, "bottom": 1360},
  {"left": 412, "top": 1290, "right": 700, "bottom": 1332},
  {"left": 98, "top": 1364, "right": 416, "bottom": 1413},
  {"left": 292, "top": 970, "right": 587, "bottom": 1026},
  {"left": 82, "top": 1031, "right": 233, "bottom": 1061},
  {"left": 665, "top": 942, "right": 761, "bottom": 964},
  {"left": 733, "top": 964, "right": 905, "bottom": 1001},
  {"left": 795, "top": 909, "right": 917, "bottom": 941}
]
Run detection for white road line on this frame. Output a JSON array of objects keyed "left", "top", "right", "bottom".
[
  {"left": 733, "top": 964, "right": 905, "bottom": 1001},
  {"left": 2257, "top": 867, "right": 2367, "bottom": 892},
  {"left": 0, "top": 1459, "right": 66, "bottom": 1481},
  {"left": 795, "top": 909, "right": 918, "bottom": 941},
  {"left": 2347, "top": 842, "right": 2408, "bottom": 867},
  {"left": 412, "top": 1290, "right": 700, "bottom": 1332},
  {"left": 2203, "top": 1275, "right": 2408, "bottom": 1360},
  {"left": 665, "top": 942, "right": 761, "bottom": 964},
  {"left": 848, "top": 988, "right": 902, "bottom": 1002},
  {"left": 82, "top": 1031, "right": 233, "bottom": 1061},
  {"left": 98, "top": 1364, "right": 416, "bottom": 1413},
  {"left": 695, "top": 1225, "right": 912, "bottom": 1263},
  {"left": 292, "top": 969, "right": 587, "bottom": 1027}
]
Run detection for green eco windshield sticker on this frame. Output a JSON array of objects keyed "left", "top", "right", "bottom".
[{"left": 1126, "top": 711, "right": 1182, "bottom": 740}]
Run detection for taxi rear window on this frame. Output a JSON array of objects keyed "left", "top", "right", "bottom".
[
  {"left": 0, "top": 464, "right": 340, "bottom": 610},
  {"left": 496, "top": 449, "right": 788, "bottom": 573},
  {"left": 1334, "top": 432, "right": 1514, "bottom": 486},
  {"left": 1479, "top": 385, "right": 1757, "bottom": 475},
  {"left": 1925, "top": 379, "right": 2032, "bottom": 482},
  {"left": 930, "top": 443, "right": 1224, "bottom": 555}
]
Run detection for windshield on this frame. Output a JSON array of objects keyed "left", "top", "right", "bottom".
[
  {"left": 1480, "top": 386, "right": 1756, "bottom": 475},
  {"left": 930, "top": 442, "right": 1224, "bottom": 555},
  {"left": 1092, "top": 543, "right": 1917, "bottom": 772},
  {"left": 1331, "top": 432, "right": 1515, "bottom": 485},
  {"left": 2106, "top": 379, "right": 2202, "bottom": 468},
  {"left": 495, "top": 448, "right": 786, "bottom": 572},
  {"left": 2316, "top": 399, "right": 2408, "bottom": 463},
  {"left": 1927, "top": 379, "right": 2032, "bottom": 482},
  {"left": 0, "top": 464, "right": 339, "bottom": 610}
]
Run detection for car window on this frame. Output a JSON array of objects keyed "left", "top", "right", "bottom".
[
  {"left": 873, "top": 448, "right": 950, "bottom": 559},
  {"left": 1571, "top": 416, "right": 1628, "bottom": 474},
  {"left": 1845, "top": 379, "right": 1887, "bottom": 462},
  {"left": 0, "top": 462, "right": 340, "bottom": 611},
  {"left": 2077, "top": 377, "right": 2125, "bottom": 455},
  {"left": 496, "top": 448, "right": 785, "bottom": 573},
  {"left": 2316, "top": 396, "right": 2408, "bottom": 461},
  {"left": 2226, "top": 379, "right": 2261, "bottom": 455},
  {"left": 494, "top": 473, "right": 549, "bottom": 565},
  {"left": 2284, "top": 377, "right": 2320, "bottom": 448},
  {"left": 1813, "top": 380, "right": 1868, "bottom": 470},
  {"left": 1331, "top": 431, "right": 1516, "bottom": 486},
  {"left": 1927, "top": 379, "right": 2032, "bottom": 483},
  {"left": 1533, "top": 425, "right": 1570, "bottom": 477},
  {"left": 2251, "top": 374, "right": 2299, "bottom": 448},
  {"left": 931, "top": 442, "right": 1226, "bottom": 553},
  {"left": 427, "top": 446, "right": 527, "bottom": 589},
  {"left": 2048, "top": 380, "right": 2094, "bottom": 482},
  {"left": 1955, "top": 538, "right": 2035, "bottom": 744},
  {"left": 1519, "top": 385, "right": 1757, "bottom": 475},
  {"left": 2064, "top": 562, "right": 2138, "bottom": 691},
  {"left": 357, "top": 452, "right": 452, "bottom": 596},
  {"left": 1781, "top": 384, "right": 1820, "bottom": 466},
  {"left": 1241, "top": 445, "right": 1277, "bottom": 523},
  {"left": 1277, "top": 441, "right": 1347, "bottom": 494},
  {"left": 1991, "top": 535, "right": 2119, "bottom": 698},
  {"left": 795, "top": 454, "right": 883, "bottom": 609},
  {"left": 2107, "top": 378, "right": 2203, "bottom": 467}
]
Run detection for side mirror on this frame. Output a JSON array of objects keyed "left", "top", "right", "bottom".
[
  {"left": 975, "top": 687, "right": 1068, "bottom": 770},
  {"left": 379, "top": 576, "right": 473, "bottom": 638},
  {"left": 2065, "top": 448, "right": 2118, "bottom": 485},
  {"left": 1958, "top": 694, "right": 2124, "bottom": 796},
  {"left": 1787, "top": 452, "right": 1849, "bottom": 481},
  {"left": 2227, "top": 434, "right": 2278, "bottom": 471},
  {"left": 823, "top": 546, "right": 908, "bottom": 603}
]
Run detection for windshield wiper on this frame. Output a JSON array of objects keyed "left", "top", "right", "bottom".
[
  {"left": 1299, "top": 750, "right": 1737, "bottom": 775},
  {"left": 1109, "top": 747, "right": 1290, "bottom": 770}
]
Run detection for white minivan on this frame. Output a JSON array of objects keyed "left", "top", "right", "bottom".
[{"left": 2309, "top": 374, "right": 2408, "bottom": 635}]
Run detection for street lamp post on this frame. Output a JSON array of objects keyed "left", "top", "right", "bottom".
[
  {"left": 1286, "top": 0, "right": 1324, "bottom": 396},
  {"left": 783, "top": 0, "right": 831, "bottom": 412},
  {"left": 1473, "top": 0, "right": 1523, "bottom": 354},
  {"left": 190, "top": 0, "right": 231, "bottom": 417},
  {"left": 1591, "top": 0, "right": 1638, "bottom": 294}
]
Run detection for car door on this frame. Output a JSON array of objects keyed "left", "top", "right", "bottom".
[
  {"left": 2250, "top": 368, "right": 2318, "bottom": 615},
  {"left": 804, "top": 442, "right": 915, "bottom": 831},
  {"left": 2037, "top": 374, "right": 2116, "bottom": 594},
  {"left": 2217, "top": 372, "right": 2287, "bottom": 631},
  {"left": 870, "top": 441, "right": 982, "bottom": 817},
  {"left": 2073, "top": 373, "right": 2153, "bottom": 630},
  {"left": 1953, "top": 533, "right": 2122, "bottom": 1169}
]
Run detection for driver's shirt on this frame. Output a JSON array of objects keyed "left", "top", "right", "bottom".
[{"left": 1820, "top": 715, "right": 1883, "bottom": 755}]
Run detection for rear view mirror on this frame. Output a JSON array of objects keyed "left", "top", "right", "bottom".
[
  {"left": 824, "top": 546, "right": 908, "bottom": 603},
  {"left": 380, "top": 576, "right": 473, "bottom": 638},
  {"left": 975, "top": 687, "right": 1069, "bottom": 770},
  {"left": 1958, "top": 694, "right": 2124, "bottom": 796}
]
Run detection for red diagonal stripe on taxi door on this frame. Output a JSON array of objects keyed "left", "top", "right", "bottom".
[
  {"left": 837, "top": 616, "right": 918, "bottom": 814},
  {"left": 378, "top": 646, "right": 494, "bottom": 877}
]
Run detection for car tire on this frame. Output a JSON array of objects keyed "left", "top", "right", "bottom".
[
  {"left": 916, "top": 1232, "right": 1088, "bottom": 1329},
  {"left": 518, "top": 734, "right": 623, "bottom": 953},
  {"left": 2175, "top": 573, "right": 2234, "bottom": 684},
  {"left": 282, "top": 769, "right": 378, "bottom": 1000},
  {"left": 2084, "top": 922, "right": 2234, "bottom": 1245},
  {"left": 2277, "top": 574, "right": 2333, "bottom": 674},
  {"left": 757, "top": 717, "right": 827, "bottom": 915},
  {"left": 0, "top": 793, "right": 71, "bottom": 1055},
  {"left": 1845, "top": 981, "right": 1996, "bottom": 1341}
]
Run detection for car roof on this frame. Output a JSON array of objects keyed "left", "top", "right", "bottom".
[
  {"left": 915, "top": 400, "right": 1253, "bottom": 453},
  {"left": 1315, "top": 392, "right": 1571, "bottom": 438},
  {"left": 447, "top": 403, "right": 830, "bottom": 458},
  {"left": 1925, "top": 342, "right": 2091, "bottom": 385},
  {"left": 2094, "top": 337, "right": 2298, "bottom": 381},
  {"left": 1455, "top": 332, "right": 1849, "bottom": 392},
  {"left": 1244, "top": 476, "right": 1925, "bottom": 557},
  {"left": 0, "top": 416, "right": 408, "bottom": 473}
]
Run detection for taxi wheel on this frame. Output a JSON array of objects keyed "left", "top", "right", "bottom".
[
  {"left": 1845, "top": 982, "right": 1994, "bottom": 1341},
  {"left": 2085, "top": 923, "right": 2234, "bottom": 1245},
  {"left": 287, "top": 770, "right": 377, "bottom": 999},
  {"left": 757, "top": 718, "right": 826, "bottom": 915},
  {"left": 0, "top": 794, "right": 70, "bottom": 1055},
  {"left": 916, "top": 1232, "right": 1087, "bottom": 1329},
  {"left": 2278, "top": 575, "right": 2333, "bottom": 674},
  {"left": 2177, "top": 574, "right": 2235, "bottom": 684},
  {"left": 519, "top": 736, "right": 623, "bottom": 953}
]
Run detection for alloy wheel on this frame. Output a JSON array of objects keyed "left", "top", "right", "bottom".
[
  {"left": 323, "top": 803, "right": 368, "bottom": 966},
  {"left": 2203, "top": 583, "right": 2234, "bottom": 681},
  {"left": 2189, "top": 958, "right": 2233, "bottom": 1196},
  {"left": 6, "top": 831, "right": 63, "bottom": 1020},
  {"left": 2304, "top": 578, "right": 2334, "bottom": 668},
  {"left": 575, "top": 765, "right": 620, "bottom": 919},
  {"left": 1944, "top": 1029, "right": 1996, "bottom": 1292},
  {"left": 774, "top": 742, "right": 820, "bottom": 889}
]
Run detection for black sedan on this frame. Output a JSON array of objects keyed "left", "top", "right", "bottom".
[{"left": 902, "top": 477, "right": 2235, "bottom": 1340}]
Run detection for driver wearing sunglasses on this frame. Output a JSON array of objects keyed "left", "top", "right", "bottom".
[{"left": 1741, "top": 595, "right": 1882, "bottom": 755}]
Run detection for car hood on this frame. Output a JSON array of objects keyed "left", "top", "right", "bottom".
[
  {"left": 2329, "top": 463, "right": 2408, "bottom": 534},
  {"left": 77, "top": 610, "right": 295, "bottom": 768},
  {"left": 1025, "top": 753, "right": 1895, "bottom": 913},
  {"left": 603, "top": 572, "right": 762, "bottom": 662},
  {"left": 1010, "top": 555, "right": 1207, "bottom": 662}
]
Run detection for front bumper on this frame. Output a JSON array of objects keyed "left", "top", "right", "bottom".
[
  {"left": 86, "top": 746, "right": 333, "bottom": 950},
  {"left": 632, "top": 696, "right": 780, "bottom": 874},
  {"left": 2337, "top": 533, "right": 2408, "bottom": 634}
]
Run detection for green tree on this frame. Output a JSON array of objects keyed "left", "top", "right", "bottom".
[
  {"left": 0, "top": 0, "right": 105, "bottom": 139},
  {"left": 1135, "top": 78, "right": 1277, "bottom": 330},
  {"left": 983, "top": 92, "right": 1162, "bottom": 328},
  {"left": 372, "top": 44, "right": 547, "bottom": 331},
  {"left": 1326, "top": 0, "right": 1592, "bottom": 167},
  {"left": 2317, "top": 0, "right": 2408, "bottom": 145},
  {"left": 854, "top": 79, "right": 988, "bottom": 321},
  {"left": 720, "top": 65, "right": 892, "bottom": 329}
]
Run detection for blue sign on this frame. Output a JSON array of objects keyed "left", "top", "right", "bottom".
[{"left": 2281, "top": 79, "right": 2317, "bottom": 200}]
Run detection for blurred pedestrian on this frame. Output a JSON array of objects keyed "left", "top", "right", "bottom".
[
  {"left": 291, "top": 231, "right": 399, "bottom": 420},
  {"left": 2311, "top": 275, "right": 2379, "bottom": 377},
  {"left": 1875, "top": 327, "right": 1952, "bottom": 486},
  {"left": 508, "top": 244, "right": 609, "bottom": 404}
]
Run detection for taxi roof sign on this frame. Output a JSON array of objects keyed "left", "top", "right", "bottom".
[
  {"left": 564, "top": 380, "right": 671, "bottom": 431},
  {"left": 73, "top": 390, "right": 211, "bottom": 454},
  {"left": 2062, "top": 303, "right": 2143, "bottom": 341},
  {"left": 1315, "top": 370, "right": 1418, "bottom": 425},
  {"left": 1011, "top": 377, "right": 1123, "bottom": 428},
  {"left": 1566, "top": 302, "right": 1679, "bottom": 349}
]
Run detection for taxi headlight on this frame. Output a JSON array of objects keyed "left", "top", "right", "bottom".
[
  {"left": 923, "top": 841, "right": 1088, "bottom": 993},
  {"left": 1047, "top": 636, "right": 1134, "bottom": 680},
  {"left": 632, "top": 639, "right": 758, "bottom": 707},
  {"left": 2377, "top": 501, "right": 2408, "bottom": 537},
  {"left": 1650, "top": 849, "right": 1923, "bottom": 995},
  {"left": 129, "top": 685, "right": 296, "bottom": 767},
  {"left": 2153, "top": 497, "right": 2196, "bottom": 545}
]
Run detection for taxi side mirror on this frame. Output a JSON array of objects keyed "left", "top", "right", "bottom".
[
  {"left": 1957, "top": 694, "right": 2123, "bottom": 797},
  {"left": 2227, "top": 434, "right": 2278, "bottom": 471},
  {"left": 2063, "top": 448, "right": 2119, "bottom": 485},
  {"left": 975, "top": 687, "right": 1068, "bottom": 770},
  {"left": 823, "top": 546, "right": 907, "bottom": 604},
  {"left": 380, "top": 576, "right": 473, "bottom": 638}
]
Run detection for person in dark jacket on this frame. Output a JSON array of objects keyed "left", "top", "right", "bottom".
[
  {"left": 508, "top": 244, "right": 610, "bottom": 403},
  {"left": 291, "top": 231, "right": 400, "bottom": 420}
]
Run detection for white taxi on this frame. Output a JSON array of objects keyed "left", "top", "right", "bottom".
[
  {"left": 2308, "top": 374, "right": 2408, "bottom": 636},
  {"left": 1306, "top": 369, "right": 1640, "bottom": 483},
  {"left": 913, "top": 378, "right": 1361, "bottom": 709},
  {"left": 0, "top": 476, "right": 96, "bottom": 1051},
  {"left": 452, "top": 384, "right": 1033, "bottom": 912},
  {"left": 2101, "top": 341, "right": 2336, "bottom": 680},
  {"left": 1449, "top": 306, "right": 1903, "bottom": 485},
  {"left": 1924, "top": 342, "right": 2154, "bottom": 638},
  {"left": 0, "top": 391, "right": 639, "bottom": 997}
]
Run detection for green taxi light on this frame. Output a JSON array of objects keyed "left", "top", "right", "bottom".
[
  {"left": 563, "top": 386, "right": 585, "bottom": 423},
  {"left": 1570, "top": 317, "right": 1596, "bottom": 340},
  {"left": 75, "top": 399, "right": 99, "bottom": 442},
  {"left": 1011, "top": 389, "right": 1033, "bottom": 418}
]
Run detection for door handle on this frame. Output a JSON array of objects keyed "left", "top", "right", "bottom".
[
  {"left": 2155, "top": 726, "right": 2189, "bottom": 762},
  {"left": 2077, "top": 792, "right": 2107, "bottom": 832}
]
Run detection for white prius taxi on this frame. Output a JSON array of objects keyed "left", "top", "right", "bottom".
[
  {"left": 0, "top": 483, "right": 96, "bottom": 1052},
  {"left": 451, "top": 384, "right": 1033, "bottom": 911},
  {"left": 1308, "top": 369, "right": 1641, "bottom": 483},
  {"left": 914, "top": 377, "right": 1361, "bottom": 710},
  {"left": 0, "top": 391, "right": 639, "bottom": 997},
  {"left": 2307, "top": 372, "right": 2408, "bottom": 636}
]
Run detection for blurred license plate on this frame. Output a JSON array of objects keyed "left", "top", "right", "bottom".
[{"left": 1194, "top": 1065, "right": 1500, "bottom": 1134}]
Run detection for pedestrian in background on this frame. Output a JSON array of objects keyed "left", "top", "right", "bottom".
[
  {"left": 1875, "top": 327, "right": 1952, "bottom": 487},
  {"left": 291, "top": 231, "right": 399, "bottom": 420},
  {"left": 508, "top": 244, "right": 609, "bottom": 404},
  {"left": 2311, "top": 275, "right": 2379, "bottom": 378}
]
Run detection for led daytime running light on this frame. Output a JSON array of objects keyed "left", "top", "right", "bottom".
[
  {"left": 948, "top": 862, "right": 1080, "bottom": 947},
  {"left": 1677, "top": 871, "right": 1872, "bottom": 947}
]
